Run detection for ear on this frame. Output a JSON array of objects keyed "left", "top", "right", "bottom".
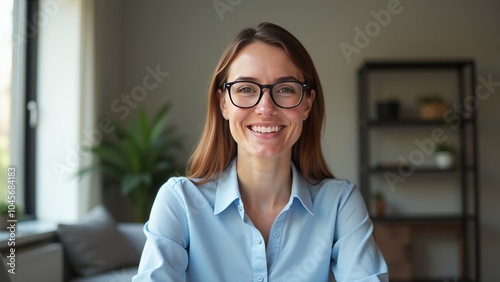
[
  {"left": 218, "top": 88, "right": 229, "bottom": 120},
  {"left": 303, "top": 89, "right": 315, "bottom": 120}
]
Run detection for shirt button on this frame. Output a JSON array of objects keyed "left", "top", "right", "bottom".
[
  {"left": 257, "top": 276, "right": 264, "bottom": 282},
  {"left": 238, "top": 206, "right": 243, "bottom": 211},
  {"left": 256, "top": 238, "right": 262, "bottom": 244},
  {"left": 273, "top": 231, "right": 280, "bottom": 238}
]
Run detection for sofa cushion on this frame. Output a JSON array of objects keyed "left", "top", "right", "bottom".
[
  {"left": 69, "top": 266, "right": 138, "bottom": 282},
  {"left": 57, "top": 205, "right": 139, "bottom": 277}
]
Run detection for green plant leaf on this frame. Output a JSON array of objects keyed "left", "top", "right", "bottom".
[
  {"left": 139, "top": 125, "right": 181, "bottom": 168},
  {"left": 90, "top": 145, "right": 128, "bottom": 171},
  {"left": 121, "top": 138, "right": 142, "bottom": 172},
  {"left": 139, "top": 108, "right": 150, "bottom": 147},
  {"left": 149, "top": 103, "right": 171, "bottom": 145},
  {"left": 121, "top": 173, "right": 148, "bottom": 196},
  {"left": 76, "top": 164, "right": 112, "bottom": 178}
]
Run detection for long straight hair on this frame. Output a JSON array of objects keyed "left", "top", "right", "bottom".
[{"left": 186, "top": 22, "right": 333, "bottom": 183}]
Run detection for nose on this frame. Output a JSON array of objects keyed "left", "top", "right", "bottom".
[{"left": 255, "top": 89, "right": 277, "bottom": 116}]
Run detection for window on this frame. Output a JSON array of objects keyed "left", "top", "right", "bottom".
[
  {"left": 0, "top": 0, "right": 38, "bottom": 218},
  {"left": 0, "top": 0, "right": 15, "bottom": 208}
]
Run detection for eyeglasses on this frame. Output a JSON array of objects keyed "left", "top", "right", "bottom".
[{"left": 222, "top": 80, "right": 310, "bottom": 109}]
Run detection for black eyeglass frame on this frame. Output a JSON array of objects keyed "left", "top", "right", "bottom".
[{"left": 221, "top": 80, "right": 311, "bottom": 109}]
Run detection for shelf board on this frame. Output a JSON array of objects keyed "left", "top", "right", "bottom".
[
  {"left": 365, "top": 118, "right": 476, "bottom": 128},
  {"left": 390, "top": 278, "right": 476, "bottom": 282},
  {"left": 369, "top": 166, "right": 471, "bottom": 174},
  {"left": 360, "top": 60, "right": 474, "bottom": 70},
  {"left": 371, "top": 215, "right": 476, "bottom": 224},
  {"left": 368, "top": 119, "right": 448, "bottom": 127}
]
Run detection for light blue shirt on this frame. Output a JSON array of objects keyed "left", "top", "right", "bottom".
[{"left": 134, "top": 160, "right": 388, "bottom": 281}]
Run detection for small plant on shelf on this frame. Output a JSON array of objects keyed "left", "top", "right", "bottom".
[
  {"left": 373, "top": 191, "right": 386, "bottom": 217},
  {"left": 416, "top": 93, "right": 448, "bottom": 120},
  {"left": 435, "top": 142, "right": 456, "bottom": 169}
]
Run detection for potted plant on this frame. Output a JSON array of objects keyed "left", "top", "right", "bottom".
[
  {"left": 77, "top": 103, "right": 183, "bottom": 222},
  {"left": 373, "top": 191, "right": 386, "bottom": 217},
  {"left": 416, "top": 93, "right": 448, "bottom": 120},
  {"left": 435, "top": 143, "right": 456, "bottom": 169},
  {"left": 376, "top": 97, "right": 400, "bottom": 120}
]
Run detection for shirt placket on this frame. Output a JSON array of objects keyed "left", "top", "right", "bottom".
[
  {"left": 238, "top": 202, "right": 268, "bottom": 282},
  {"left": 266, "top": 209, "right": 286, "bottom": 274}
]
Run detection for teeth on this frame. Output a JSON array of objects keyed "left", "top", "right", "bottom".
[{"left": 251, "top": 125, "right": 281, "bottom": 133}]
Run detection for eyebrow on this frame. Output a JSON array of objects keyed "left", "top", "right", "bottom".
[{"left": 233, "top": 76, "right": 300, "bottom": 83}]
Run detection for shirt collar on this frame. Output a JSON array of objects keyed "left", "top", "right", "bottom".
[
  {"left": 214, "top": 159, "right": 241, "bottom": 215},
  {"left": 214, "top": 159, "right": 314, "bottom": 216}
]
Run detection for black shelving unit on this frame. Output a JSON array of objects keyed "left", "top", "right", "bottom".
[{"left": 358, "top": 60, "right": 480, "bottom": 281}]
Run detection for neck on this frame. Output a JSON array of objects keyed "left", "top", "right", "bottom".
[{"left": 236, "top": 156, "right": 292, "bottom": 212}]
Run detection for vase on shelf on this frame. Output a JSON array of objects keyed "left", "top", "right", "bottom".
[{"left": 376, "top": 99, "right": 400, "bottom": 120}]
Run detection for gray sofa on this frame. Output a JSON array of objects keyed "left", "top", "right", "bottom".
[
  {"left": 67, "top": 223, "right": 146, "bottom": 282},
  {"left": 57, "top": 206, "right": 146, "bottom": 282}
]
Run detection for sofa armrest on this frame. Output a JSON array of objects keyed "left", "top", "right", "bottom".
[{"left": 116, "top": 223, "right": 146, "bottom": 257}]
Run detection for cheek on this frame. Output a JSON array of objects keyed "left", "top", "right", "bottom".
[{"left": 227, "top": 109, "right": 249, "bottom": 133}]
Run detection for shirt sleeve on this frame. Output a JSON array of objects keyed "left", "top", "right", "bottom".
[
  {"left": 331, "top": 183, "right": 389, "bottom": 281},
  {"left": 132, "top": 178, "right": 189, "bottom": 282}
]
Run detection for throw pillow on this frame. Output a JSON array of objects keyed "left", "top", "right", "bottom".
[{"left": 57, "top": 205, "right": 139, "bottom": 277}]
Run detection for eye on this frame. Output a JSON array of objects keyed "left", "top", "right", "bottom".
[
  {"left": 274, "top": 83, "right": 300, "bottom": 95},
  {"left": 234, "top": 82, "right": 259, "bottom": 94},
  {"left": 238, "top": 86, "right": 256, "bottom": 93},
  {"left": 275, "top": 86, "right": 296, "bottom": 93}
]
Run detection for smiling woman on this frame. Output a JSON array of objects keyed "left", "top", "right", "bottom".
[{"left": 133, "top": 22, "right": 388, "bottom": 282}]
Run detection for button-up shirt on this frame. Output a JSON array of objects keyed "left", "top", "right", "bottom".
[{"left": 133, "top": 159, "right": 388, "bottom": 281}]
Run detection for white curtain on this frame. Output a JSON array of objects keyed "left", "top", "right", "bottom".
[{"left": 78, "top": 0, "right": 101, "bottom": 217}]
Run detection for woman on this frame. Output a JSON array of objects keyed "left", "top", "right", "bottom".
[{"left": 133, "top": 22, "right": 388, "bottom": 281}]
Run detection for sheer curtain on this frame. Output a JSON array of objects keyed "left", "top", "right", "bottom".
[
  {"left": 36, "top": 0, "right": 101, "bottom": 222},
  {"left": 78, "top": 0, "right": 101, "bottom": 217}
]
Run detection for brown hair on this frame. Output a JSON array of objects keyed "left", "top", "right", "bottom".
[{"left": 186, "top": 22, "right": 333, "bottom": 183}]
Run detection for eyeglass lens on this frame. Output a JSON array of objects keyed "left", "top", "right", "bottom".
[{"left": 229, "top": 81, "right": 303, "bottom": 108}]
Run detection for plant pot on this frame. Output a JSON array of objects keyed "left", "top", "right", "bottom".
[
  {"left": 435, "top": 152, "right": 454, "bottom": 169},
  {"left": 375, "top": 200, "right": 386, "bottom": 217},
  {"left": 419, "top": 102, "right": 447, "bottom": 120},
  {"left": 377, "top": 101, "right": 399, "bottom": 120}
]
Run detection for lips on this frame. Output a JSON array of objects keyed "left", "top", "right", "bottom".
[{"left": 249, "top": 125, "right": 284, "bottom": 133}]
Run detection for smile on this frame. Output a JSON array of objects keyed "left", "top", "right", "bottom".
[{"left": 249, "top": 125, "right": 283, "bottom": 133}]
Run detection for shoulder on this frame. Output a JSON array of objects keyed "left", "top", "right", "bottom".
[
  {"left": 158, "top": 176, "right": 193, "bottom": 195},
  {"left": 159, "top": 176, "right": 215, "bottom": 193},
  {"left": 313, "top": 178, "right": 357, "bottom": 197},
  {"left": 308, "top": 178, "right": 363, "bottom": 209},
  {"left": 155, "top": 176, "right": 218, "bottom": 209}
]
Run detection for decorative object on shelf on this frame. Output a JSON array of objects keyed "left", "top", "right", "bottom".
[
  {"left": 376, "top": 98, "right": 400, "bottom": 120},
  {"left": 416, "top": 93, "right": 448, "bottom": 120},
  {"left": 373, "top": 191, "right": 386, "bottom": 217},
  {"left": 77, "top": 103, "right": 183, "bottom": 222},
  {"left": 435, "top": 142, "right": 456, "bottom": 169}
]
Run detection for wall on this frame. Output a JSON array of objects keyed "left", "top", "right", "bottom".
[{"left": 96, "top": 0, "right": 500, "bottom": 280}]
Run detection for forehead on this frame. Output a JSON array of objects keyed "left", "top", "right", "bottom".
[{"left": 227, "top": 42, "right": 303, "bottom": 82}]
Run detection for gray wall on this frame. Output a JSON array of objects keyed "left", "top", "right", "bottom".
[{"left": 95, "top": 0, "right": 500, "bottom": 280}]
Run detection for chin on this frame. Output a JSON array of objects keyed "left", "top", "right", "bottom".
[{"left": 248, "top": 147, "right": 291, "bottom": 159}]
